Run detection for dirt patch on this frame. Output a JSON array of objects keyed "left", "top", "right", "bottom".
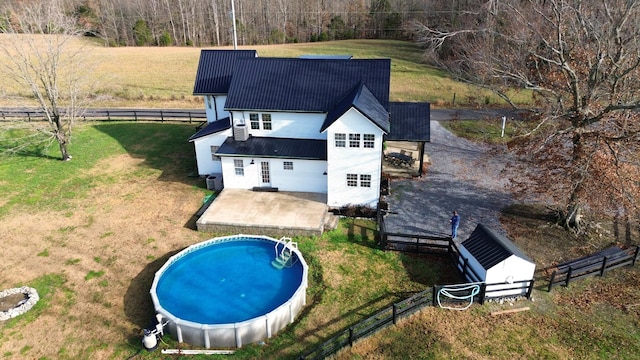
[
  {"left": 0, "top": 154, "right": 205, "bottom": 359},
  {"left": 0, "top": 293, "right": 26, "bottom": 312}
]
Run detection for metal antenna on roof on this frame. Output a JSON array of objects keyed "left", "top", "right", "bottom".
[{"left": 231, "top": 0, "right": 238, "bottom": 50}]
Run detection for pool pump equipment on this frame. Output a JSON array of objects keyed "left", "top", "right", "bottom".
[{"left": 142, "top": 314, "right": 167, "bottom": 351}]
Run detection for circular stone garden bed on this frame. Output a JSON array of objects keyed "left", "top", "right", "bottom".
[{"left": 0, "top": 287, "right": 39, "bottom": 321}]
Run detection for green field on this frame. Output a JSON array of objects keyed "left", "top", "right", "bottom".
[{"left": 0, "top": 37, "right": 530, "bottom": 108}]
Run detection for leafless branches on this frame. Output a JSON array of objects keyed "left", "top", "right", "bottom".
[
  {"left": 415, "top": 0, "right": 640, "bottom": 232},
  {"left": 0, "top": 0, "right": 93, "bottom": 160}
]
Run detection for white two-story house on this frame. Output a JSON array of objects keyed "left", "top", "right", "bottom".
[{"left": 189, "top": 50, "right": 429, "bottom": 209}]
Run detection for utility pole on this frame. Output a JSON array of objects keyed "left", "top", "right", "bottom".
[{"left": 231, "top": 0, "right": 238, "bottom": 49}]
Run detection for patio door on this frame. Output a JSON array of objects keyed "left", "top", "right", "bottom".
[{"left": 260, "top": 161, "right": 271, "bottom": 187}]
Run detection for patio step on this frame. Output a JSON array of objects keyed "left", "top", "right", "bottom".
[{"left": 323, "top": 212, "right": 339, "bottom": 231}]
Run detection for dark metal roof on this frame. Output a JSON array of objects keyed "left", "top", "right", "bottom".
[
  {"left": 386, "top": 102, "right": 431, "bottom": 142},
  {"left": 188, "top": 118, "right": 232, "bottom": 141},
  {"left": 461, "top": 224, "right": 533, "bottom": 270},
  {"left": 225, "top": 57, "right": 390, "bottom": 112},
  {"left": 321, "top": 82, "right": 390, "bottom": 133},
  {"left": 193, "top": 50, "right": 257, "bottom": 95},
  {"left": 217, "top": 136, "right": 327, "bottom": 160},
  {"left": 299, "top": 54, "right": 353, "bottom": 59}
]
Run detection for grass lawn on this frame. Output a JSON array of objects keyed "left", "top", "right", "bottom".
[
  {"left": 1, "top": 121, "right": 638, "bottom": 359},
  {"left": 0, "top": 121, "right": 454, "bottom": 359},
  {"left": 0, "top": 40, "right": 638, "bottom": 359}
]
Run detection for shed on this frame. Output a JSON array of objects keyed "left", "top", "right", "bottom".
[{"left": 458, "top": 224, "right": 536, "bottom": 297}]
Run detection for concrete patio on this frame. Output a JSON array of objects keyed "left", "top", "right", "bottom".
[{"left": 196, "top": 189, "right": 337, "bottom": 237}]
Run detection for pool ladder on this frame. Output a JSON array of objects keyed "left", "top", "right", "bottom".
[{"left": 272, "top": 237, "right": 298, "bottom": 270}]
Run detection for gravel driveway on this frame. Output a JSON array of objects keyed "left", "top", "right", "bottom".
[{"left": 383, "top": 121, "right": 512, "bottom": 240}]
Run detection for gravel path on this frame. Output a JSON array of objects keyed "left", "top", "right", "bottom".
[{"left": 383, "top": 121, "right": 512, "bottom": 240}]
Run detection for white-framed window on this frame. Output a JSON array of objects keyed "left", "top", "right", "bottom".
[
  {"left": 360, "top": 174, "right": 371, "bottom": 187},
  {"left": 335, "top": 133, "right": 346, "bottom": 147},
  {"left": 283, "top": 161, "right": 293, "bottom": 170},
  {"left": 249, "top": 113, "right": 273, "bottom": 130},
  {"left": 346, "top": 174, "right": 358, "bottom": 187},
  {"left": 349, "top": 133, "right": 360, "bottom": 148},
  {"left": 363, "top": 134, "right": 375, "bottom": 148},
  {"left": 210, "top": 145, "right": 220, "bottom": 160},
  {"left": 234, "top": 159, "right": 244, "bottom": 176},
  {"left": 262, "top": 114, "right": 272, "bottom": 130},
  {"left": 250, "top": 113, "right": 260, "bottom": 129}
]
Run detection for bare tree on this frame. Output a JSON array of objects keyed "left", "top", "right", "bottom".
[
  {"left": 0, "top": 0, "right": 92, "bottom": 161},
  {"left": 413, "top": 0, "right": 640, "bottom": 233}
]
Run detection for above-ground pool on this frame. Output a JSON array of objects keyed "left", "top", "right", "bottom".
[{"left": 150, "top": 235, "right": 308, "bottom": 348}]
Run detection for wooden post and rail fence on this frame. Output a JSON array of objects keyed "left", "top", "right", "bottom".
[
  {"left": 0, "top": 108, "right": 208, "bottom": 124},
  {"left": 546, "top": 245, "right": 640, "bottom": 292}
]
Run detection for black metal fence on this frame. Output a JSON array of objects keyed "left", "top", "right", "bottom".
[
  {"left": 547, "top": 246, "right": 640, "bottom": 291},
  {"left": 0, "top": 108, "right": 207, "bottom": 123},
  {"left": 298, "top": 210, "right": 534, "bottom": 360},
  {"left": 378, "top": 209, "right": 486, "bottom": 285},
  {"left": 299, "top": 277, "right": 534, "bottom": 360}
]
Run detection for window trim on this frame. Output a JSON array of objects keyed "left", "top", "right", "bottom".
[
  {"left": 363, "top": 134, "right": 375, "bottom": 148},
  {"left": 346, "top": 173, "right": 358, "bottom": 187},
  {"left": 349, "top": 133, "right": 361, "bottom": 148},
  {"left": 283, "top": 161, "right": 294, "bottom": 170},
  {"left": 234, "top": 159, "right": 244, "bottom": 176},
  {"left": 249, "top": 113, "right": 260, "bottom": 130},
  {"left": 335, "top": 133, "right": 346, "bottom": 148},
  {"left": 360, "top": 174, "right": 371, "bottom": 187},
  {"left": 262, "top": 113, "right": 272, "bottom": 130}
]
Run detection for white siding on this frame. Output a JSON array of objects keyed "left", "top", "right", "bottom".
[
  {"left": 220, "top": 157, "right": 327, "bottom": 193},
  {"left": 221, "top": 158, "right": 254, "bottom": 189},
  {"left": 204, "top": 95, "right": 229, "bottom": 123},
  {"left": 271, "top": 159, "right": 327, "bottom": 193},
  {"left": 458, "top": 245, "right": 536, "bottom": 298},
  {"left": 230, "top": 111, "right": 326, "bottom": 139},
  {"left": 325, "top": 108, "right": 385, "bottom": 208},
  {"left": 192, "top": 130, "right": 231, "bottom": 176},
  {"left": 485, "top": 256, "right": 536, "bottom": 297}
]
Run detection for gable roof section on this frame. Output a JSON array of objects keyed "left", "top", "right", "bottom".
[
  {"left": 217, "top": 137, "right": 327, "bottom": 160},
  {"left": 225, "top": 57, "right": 390, "bottom": 112},
  {"left": 461, "top": 224, "right": 533, "bottom": 270},
  {"left": 321, "top": 82, "right": 390, "bottom": 133},
  {"left": 193, "top": 50, "right": 257, "bottom": 95},
  {"left": 387, "top": 102, "right": 431, "bottom": 142},
  {"left": 188, "top": 118, "right": 232, "bottom": 141}
]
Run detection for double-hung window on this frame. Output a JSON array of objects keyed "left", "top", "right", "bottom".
[
  {"left": 360, "top": 174, "right": 371, "bottom": 187},
  {"left": 283, "top": 161, "right": 293, "bottom": 170},
  {"left": 335, "top": 133, "right": 346, "bottom": 147},
  {"left": 346, "top": 174, "right": 358, "bottom": 187},
  {"left": 349, "top": 133, "right": 360, "bottom": 148},
  {"left": 250, "top": 113, "right": 260, "bottom": 129},
  {"left": 346, "top": 173, "right": 372, "bottom": 187},
  {"left": 262, "top": 114, "right": 272, "bottom": 130},
  {"left": 249, "top": 113, "right": 272, "bottom": 130},
  {"left": 363, "top": 134, "right": 375, "bottom": 148},
  {"left": 234, "top": 159, "right": 244, "bottom": 176}
]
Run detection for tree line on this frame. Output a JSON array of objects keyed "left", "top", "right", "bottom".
[{"left": 0, "top": 0, "right": 469, "bottom": 46}]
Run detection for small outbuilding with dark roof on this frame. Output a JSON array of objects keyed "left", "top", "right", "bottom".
[{"left": 458, "top": 223, "right": 536, "bottom": 297}]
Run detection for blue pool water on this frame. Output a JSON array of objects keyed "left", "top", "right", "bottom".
[{"left": 155, "top": 238, "right": 304, "bottom": 324}]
